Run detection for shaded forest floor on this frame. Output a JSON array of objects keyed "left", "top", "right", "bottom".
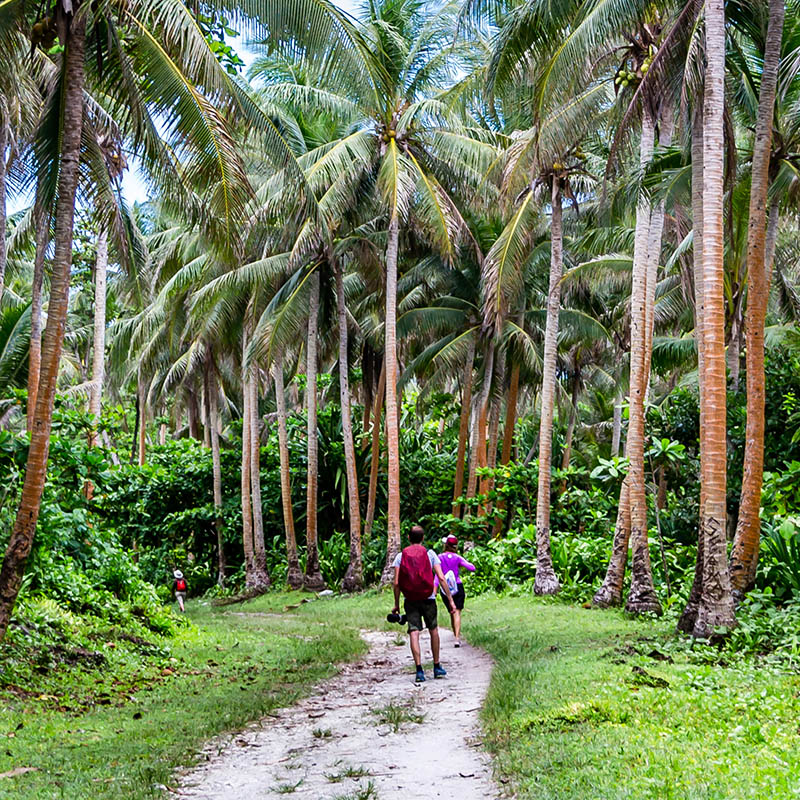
[{"left": 1, "top": 592, "right": 799, "bottom": 798}]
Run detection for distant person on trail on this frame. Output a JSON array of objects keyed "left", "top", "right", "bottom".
[
  {"left": 392, "top": 525, "right": 456, "bottom": 683},
  {"left": 436, "top": 535, "right": 475, "bottom": 648},
  {"left": 173, "top": 570, "right": 187, "bottom": 612}
]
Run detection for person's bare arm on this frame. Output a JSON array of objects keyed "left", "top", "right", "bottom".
[
  {"left": 433, "top": 563, "right": 456, "bottom": 613},
  {"left": 393, "top": 567, "right": 401, "bottom": 613}
]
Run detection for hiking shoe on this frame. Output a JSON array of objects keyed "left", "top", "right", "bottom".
[
  {"left": 415, "top": 668, "right": 426, "bottom": 683},
  {"left": 433, "top": 663, "right": 447, "bottom": 679},
  {"left": 454, "top": 639, "right": 461, "bottom": 648}
]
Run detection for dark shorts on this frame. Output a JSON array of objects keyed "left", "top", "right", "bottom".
[
  {"left": 404, "top": 598, "right": 438, "bottom": 633},
  {"left": 440, "top": 585, "right": 466, "bottom": 610}
]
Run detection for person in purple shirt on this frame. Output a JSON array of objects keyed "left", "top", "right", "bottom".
[{"left": 435, "top": 535, "right": 475, "bottom": 647}]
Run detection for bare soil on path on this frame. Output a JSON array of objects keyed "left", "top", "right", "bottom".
[{"left": 178, "top": 626, "right": 500, "bottom": 799}]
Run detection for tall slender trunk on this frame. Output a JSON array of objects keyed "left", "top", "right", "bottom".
[
  {"left": 381, "top": 216, "right": 402, "bottom": 583},
  {"left": 492, "top": 361, "right": 520, "bottom": 537},
  {"left": 273, "top": 348, "right": 302, "bottom": 588},
  {"left": 626, "top": 106, "right": 668, "bottom": 615},
  {"left": 361, "top": 351, "right": 373, "bottom": 452},
  {"left": 365, "top": 358, "right": 385, "bottom": 542},
  {"left": 560, "top": 378, "right": 580, "bottom": 471},
  {"left": 188, "top": 392, "right": 201, "bottom": 440},
  {"left": 27, "top": 198, "right": 48, "bottom": 433},
  {"left": 594, "top": 113, "right": 656, "bottom": 609},
  {"left": 304, "top": 270, "right": 325, "bottom": 590},
  {"left": 679, "top": 96, "right": 708, "bottom": 633},
  {"left": 0, "top": 116, "right": 7, "bottom": 301},
  {"left": 730, "top": 0, "right": 785, "bottom": 600},
  {"left": 466, "top": 398, "right": 480, "bottom": 502},
  {"left": 533, "top": 178, "right": 564, "bottom": 595},
  {"left": 137, "top": 371, "right": 147, "bottom": 467},
  {"left": 335, "top": 257, "right": 363, "bottom": 592},
  {"left": 249, "top": 365, "right": 269, "bottom": 589},
  {"left": 473, "top": 342, "right": 495, "bottom": 517},
  {"left": 0, "top": 15, "right": 87, "bottom": 640},
  {"left": 205, "top": 354, "right": 226, "bottom": 586},
  {"left": 240, "top": 335, "right": 256, "bottom": 585},
  {"left": 88, "top": 231, "right": 108, "bottom": 448},
  {"left": 695, "top": 0, "right": 737, "bottom": 636},
  {"left": 611, "top": 400, "right": 622, "bottom": 458}
]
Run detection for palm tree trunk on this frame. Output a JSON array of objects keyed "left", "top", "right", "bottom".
[
  {"left": 273, "top": 347, "right": 302, "bottom": 588},
  {"left": 560, "top": 378, "right": 580, "bottom": 471},
  {"left": 365, "top": 357, "right": 385, "bottom": 541},
  {"left": 381, "top": 216, "right": 402, "bottom": 583},
  {"left": 473, "top": 342, "right": 495, "bottom": 517},
  {"left": 611, "top": 400, "right": 622, "bottom": 458},
  {"left": 595, "top": 112, "right": 656, "bottom": 609},
  {"left": 335, "top": 257, "right": 363, "bottom": 592},
  {"left": 533, "top": 178, "right": 564, "bottom": 595},
  {"left": 304, "top": 270, "right": 325, "bottom": 590},
  {"left": 466, "top": 399, "right": 480, "bottom": 503},
  {"left": 240, "top": 342, "right": 256, "bottom": 586},
  {"left": 137, "top": 371, "right": 147, "bottom": 467},
  {"left": 205, "top": 353, "right": 226, "bottom": 587},
  {"left": 694, "top": 0, "right": 737, "bottom": 636},
  {"left": 679, "top": 96, "right": 708, "bottom": 633},
  {"left": 625, "top": 104, "right": 671, "bottom": 614},
  {"left": 729, "top": 0, "right": 785, "bottom": 601},
  {"left": 27, "top": 197, "right": 48, "bottom": 433},
  {"left": 88, "top": 230, "right": 108, "bottom": 448},
  {"left": 492, "top": 361, "right": 520, "bottom": 537},
  {"left": 0, "top": 15, "right": 87, "bottom": 641},
  {"left": 0, "top": 116, "right": 7, "bottom": 300},
  {"left": 248, "top": 365, "right": 270, "bottom": 589}
]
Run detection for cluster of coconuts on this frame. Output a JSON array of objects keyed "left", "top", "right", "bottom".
[
  {"left": 30, "top": 16, "right": 58, "bottom": 51},
  {"left": 614, "top": 44, "right": 658, "bottom": 88}
]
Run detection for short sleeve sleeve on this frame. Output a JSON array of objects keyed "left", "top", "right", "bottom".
[
  {"left": 392, "top": 553, "right": 402, "bottom": 569},
  {"left": 428, "top": 550, "right": 441, "bottom": 569}
]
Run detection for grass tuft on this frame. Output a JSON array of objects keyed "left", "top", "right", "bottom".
[{"left": 372, "top": 700, "right": 425, "bottom": 732}]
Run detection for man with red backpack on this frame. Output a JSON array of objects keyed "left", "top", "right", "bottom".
[
  {"left": 173, "top": 569, "right": 188, "bottom": 612},
  {"left": 392, "top": 525, "right": 456, "bottom": 683}
]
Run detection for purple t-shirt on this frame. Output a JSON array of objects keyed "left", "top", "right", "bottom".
[{"left": 435, "top": 552, "right": 475, "bottom": 590}]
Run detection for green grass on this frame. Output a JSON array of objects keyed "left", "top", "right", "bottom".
[
  {"left": 466, "top": 594, "right": 800, "bottom": 800},
  {"left": 371, "top": 699, "right": 425, "bottom": 732},
  {"left": 0, "top": 590, "right": 388, "bottom": 799}
]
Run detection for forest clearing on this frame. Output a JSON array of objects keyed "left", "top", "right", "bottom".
[{"left": 3, "top": 0, "right": 800, "bottom": 796}]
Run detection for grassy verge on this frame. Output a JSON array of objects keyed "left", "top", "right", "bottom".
[
  {"left": 0, "top": 591, "right": 386, "bottom": 799},
  {"left": 466, "top": 595, "right": 800, "bottom": 800}
]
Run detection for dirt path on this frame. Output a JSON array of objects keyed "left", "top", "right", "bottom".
[{"left": 178, "top": 626, "right": 499, "bottom": 799}]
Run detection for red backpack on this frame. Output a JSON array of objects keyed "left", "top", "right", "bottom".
[
  {"left": 176, "top": 578, "right": 187, "bottom": 592},
  {"left": 398, "top": 545, "right": 434, "bottom": 602}
]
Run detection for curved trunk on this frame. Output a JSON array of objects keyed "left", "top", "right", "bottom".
[
  {"left": 365, "top": 358, "right": 385, "bottom": 542},
  {"left": 205, "top": 354, "right": 226, "bottom": 587},
  {"left": 335, "top": 257, "right": 363, "bottom": 592},
  {"left": 730, "top": 0, "right": 785, "bottom": 600},
  {"left": 240, "top": 329, "right": 256, "bottom": 585},
  {"left": 695, "top": 0, "right": 737, "bottom": 636},
  {"left": 249, "top": 366, "right": 270, "bottom": 589},
  {"left": 626, "top": 107, "right": 666, "bottom": 616},
  {"left": 679, "top": 98, "right": 708, "bottom": 633},
  {"left": 304, "top": 270, "right": 325, "bottom": 590},
  {"left": 381, "top": 216, "right": 402, "bottom": 584},
  {"left": 27, "top": 198, "right": 48, "bottom": 433},
  {"left": 273, "top": 348, "right": 302, "bottom": 588},
  {"left": 533, "top": 178, "right": 564, "bottom": 595},
  {"left": 0, "top": 16, "right": 87, "bottom": 640},
  {"left": 88, "top": 230, "right": 108, "bottom": 448}
]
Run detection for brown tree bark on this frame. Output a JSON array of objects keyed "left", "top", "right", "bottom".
[
  {"left": 335, "top": 256, "right": 363, "bottom": 592},
  {"left": 273, "top": 347, "right": 302, "bottom": 588},
  {"left": 27, "top": 197, "right": 48, "bottom": 433},
  {"left": 248, "top": 364, "right": 270, "bottom": 589},
  {"left": 611, "top": 400, "right": 622, "bottom": 458},
  {"left": 694, "top": 0, "right": 737, "bottom": 636},
  {"left": 381, "top": 215, "right": 402, "bottom": 584},
  {"left": 492, "top": 361, "right": 520, "bottom": 537},
  {"left": 88, "top": 230, "right": 108, "bottom": 448},
  {"left": 533, "top": 178, "right": 564, "bottom": 595},
  {"left": 0, "top": 116, "right": 7, "bottom": 300},
  {"left": 729, "top": 0, "right": 785, "bottom": 600},
  {"left": 0, "top": 14, "right": 87, "bottom": 640},
  {"left": 365, "top": 357, "right": 385, "bottom": 542},
  {"left": 304, "top": 270, "right": 326, "bottom": 590},
  {"left": 205, "top": 353, "right": 226, "bottom": 586},
  {"left": 240, "top": 328, "right": 256, "bottom": 585},
  {"left": 473, "top": 342, "right": 495, "bottom": 517}
]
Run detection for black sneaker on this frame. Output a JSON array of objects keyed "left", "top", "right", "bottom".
[{"left": 415, "top": 667, "right": 426, "bottom": 683}]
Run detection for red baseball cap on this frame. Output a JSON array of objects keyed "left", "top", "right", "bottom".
[{"left": 445, "top": 535, "right": 458, "bottom": 545}]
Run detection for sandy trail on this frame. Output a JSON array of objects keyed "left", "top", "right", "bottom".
[{"left": 178, "top": 626, "right": 499, "bottom": 799}]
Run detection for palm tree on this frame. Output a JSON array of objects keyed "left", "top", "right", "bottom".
[
  {"left": 729, "top": 0, "right": 786, "bottom": 599},
  {"left": 693, "top": 0, "right": 736, "bottom": 637},
  {"left": 204, "top": 350, "right": 227, "bottom": 586}
]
